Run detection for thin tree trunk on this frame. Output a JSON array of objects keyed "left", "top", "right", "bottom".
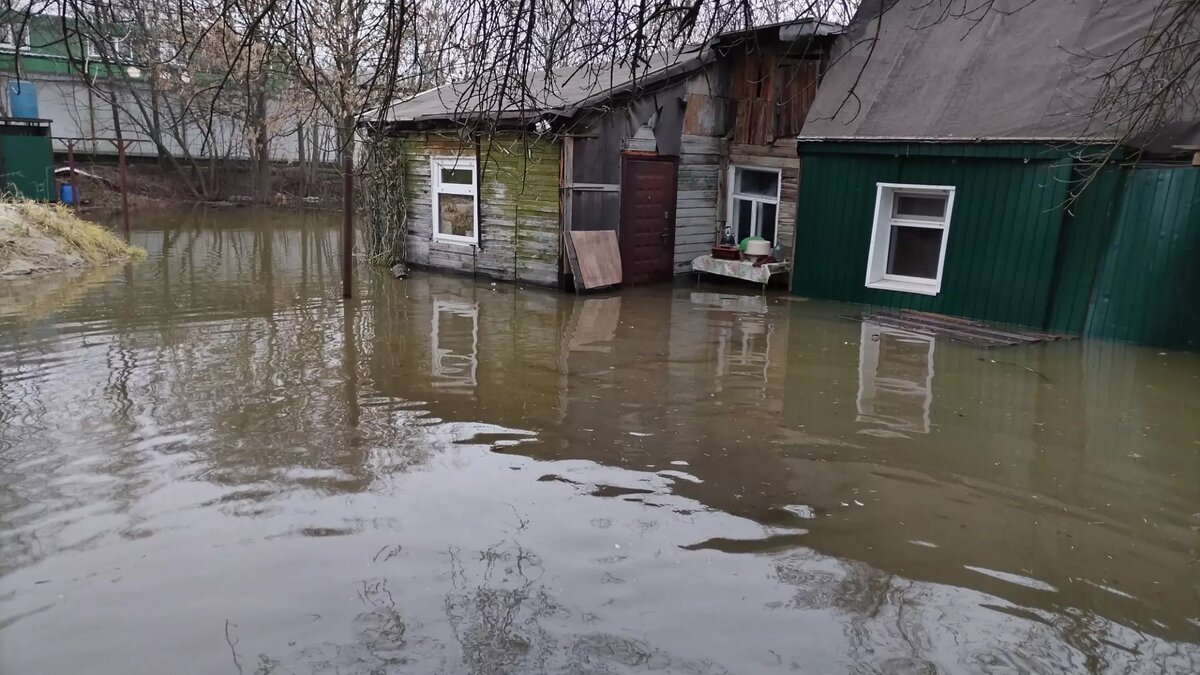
[
  {"left": 297, "top": 122, "right": 307, "bottom": 197},
  {"left": 254, "top": 68, "right": 271, "bottom": 201}
]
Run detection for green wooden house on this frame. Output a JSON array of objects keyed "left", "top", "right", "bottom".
[{"left": 792, "top": 0, "right": 1200, "bottom": 349}]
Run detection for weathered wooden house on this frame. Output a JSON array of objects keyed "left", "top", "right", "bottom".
[
  {"left": 366, "top": 19, "right": 841, "bottom": 288},
  {"left": 792, "top": 0, "right": 1200, "bottom": 349}
]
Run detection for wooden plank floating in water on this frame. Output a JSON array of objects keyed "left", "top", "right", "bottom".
[
  {"left": 569, "top": 230, "right": 622, "bottom": 289},
  {"left": 848, "top": 310, "right": 1075, "bottom": 348}
]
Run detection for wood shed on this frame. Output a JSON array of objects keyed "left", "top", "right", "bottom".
[{"left": 366, "top": 19, "right": 841, "bottom": 290}]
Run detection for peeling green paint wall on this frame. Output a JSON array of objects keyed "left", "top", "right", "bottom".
[{"left": 367, "top": 131, "right": 562, "bottom": 286}]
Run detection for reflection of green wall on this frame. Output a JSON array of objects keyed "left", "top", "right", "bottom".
[{"left": 792, "top": 143, "right": 1200, "bottom": 348}]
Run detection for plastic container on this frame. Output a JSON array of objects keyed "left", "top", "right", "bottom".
[
  {"left": 745, "top": 239, "right": 772, "bottom": 256},
  {"left": 60, "top": 183, "right": 77, "bottom": 205},
  {"left": 7, "top": 81, "right": 39, "bottom": 119}
]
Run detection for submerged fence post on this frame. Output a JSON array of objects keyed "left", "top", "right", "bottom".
[
  {"left": 66, "top": 140, "right": 77, "bottom": 207},
  {"left": 342, "top": 153, "right": 353, "bottom": 299},
  {"left": 118, "top": 140, "right": 130, "bottom": 240}
]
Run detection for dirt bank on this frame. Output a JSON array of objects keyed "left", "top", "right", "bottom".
[{"left": 0, "top": 202, "right": 145, "bottom": 277}]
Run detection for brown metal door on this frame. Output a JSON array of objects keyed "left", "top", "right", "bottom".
[{"left": 619, "top": 156, "right": 677, "bottom": 285}]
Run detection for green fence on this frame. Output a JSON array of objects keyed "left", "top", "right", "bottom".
[{"left": 1085, "top": 167, "right": 1200, "bottom": 349}]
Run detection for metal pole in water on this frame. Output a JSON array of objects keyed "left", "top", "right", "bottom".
[
  {"left": 342, "top": 153, "right": 353, "bottom": 299},
  {"left": 118, "top": 140, "right": 130, "bottom": 240},
  {"left": 66, "top": 140, "right": 77, "bottom": 207}
]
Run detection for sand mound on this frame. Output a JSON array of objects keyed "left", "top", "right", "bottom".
[{"left": 0, "top": 202, "right": 145, "bottom": 277}]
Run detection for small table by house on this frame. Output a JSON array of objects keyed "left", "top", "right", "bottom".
[{"left": 691, "top": 255, "right": 790, "bottom": 291}]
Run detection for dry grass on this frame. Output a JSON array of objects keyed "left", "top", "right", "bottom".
[{"left": 15, "top": 201, "right": 145, "bottom": 264}]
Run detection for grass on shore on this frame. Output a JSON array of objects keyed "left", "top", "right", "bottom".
[{"left": 14, "top": 201, "right": 146, "bottom": 264}]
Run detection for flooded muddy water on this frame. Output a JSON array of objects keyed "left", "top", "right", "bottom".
[{"left": 1, "top": 207, "right": 1198, "bottom": 674}]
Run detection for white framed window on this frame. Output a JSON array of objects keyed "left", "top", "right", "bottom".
[
  {"left": 109, "top": 36, "right": 134, "bottom": 62},
  {"left": 726, "top": 166, "right": 781, "bottom": 245},
  {"left": 865, "top": 183, "right": 955, "bottom": 296},
  {"left": 857, "top": 322, "right": 935, "bottom": 435},
  {"left": 0, "top": 23, "right": 28, "bottom": 50},
  {"left": 430, "top": 156, "right": 478, "bottom": 245}
]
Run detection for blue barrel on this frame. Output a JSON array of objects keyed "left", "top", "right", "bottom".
[
  {"left": 7, "top": 81, "right": 39, "bottom": 119},
  {"left": 60, "top": 183, "right": 77, "bottom": 205}
]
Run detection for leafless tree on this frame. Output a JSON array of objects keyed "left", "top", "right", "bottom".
[
  {"left": 1086, "top": 0, "right": 1199, "bottom": 152},
  {"left": 269, "top": 0, "right": 413, "bottom": 163}
]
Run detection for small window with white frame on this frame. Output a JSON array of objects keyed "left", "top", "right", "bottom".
[
  {"left": 0, "top": 23, "right": 28, "bottom": 50},
  {"left": 431, "top": 156, "right": 478, "bottom": 245},
  {"left": 865, "top": 183, "right": 955, "bottom": 295},
  {"left": 727, "top": 166, "right": 781, "bottom": 246},
  {"left": 109, "top": 36, "right": 134, "bottom": 62}
]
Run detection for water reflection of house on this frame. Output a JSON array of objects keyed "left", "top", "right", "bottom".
[
  {"left": 689, "top": 292, "right": 784, "bottom": 400},
  {"left": 781, "top": 325, "right": 1200, "bottom": 643},
  {"left": 430, "top": 300, "right": 479, "bottom": 392},
  {"left": 367, "top": 273, "right": 571, "bottom": 431},
  {"left": 855, "top": 322, "right": 934, "bottom": 436},
  {"left": 364, "top": 272, "right": 1199, "bottom": 643}
]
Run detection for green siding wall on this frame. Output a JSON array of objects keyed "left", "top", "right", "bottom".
[
  {"left": 1085, "top": 167, "right": 1200, "bottom": 349},
  {"left": 793, "top": 151, "right": 1073, "bottom": 327},
  {"left": 793, "top": 143, "right": 1200, "bottom": 349},
  {"left": 1044, "top": 163, "right": 1122, "bottom": 333}
]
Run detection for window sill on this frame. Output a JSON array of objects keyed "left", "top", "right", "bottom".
[
  {"left": 865, "top": 278, "right": 940, "bottom": 296},
  {"left": 431, "top": 236, "right": 479, "bottom": 249}
]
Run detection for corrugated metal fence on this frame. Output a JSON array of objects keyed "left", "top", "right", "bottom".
[{"left": 1085, "top": 167, "right": 1200, "bottom": 348}]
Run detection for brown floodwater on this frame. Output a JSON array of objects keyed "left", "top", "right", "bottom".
[{"left": 1, "top": 207, "right": 1197, "bottom": 674}]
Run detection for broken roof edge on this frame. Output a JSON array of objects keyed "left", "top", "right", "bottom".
[
  {"left": 371, "top": 16, "right": 846, "bottom": 129},
  {"left": 795, "top": 136, "right": 1123, "bottom": 143},
  {"left": 543, "top": 50, "right": 713, "bottom": 117},
  {"left": 375, "top": 49, "right": 712, "bottom": 129},
  {"left": 715, "top": 17, "right": 844, "bottom": 42},
  {"left": 793, "top": 136, "right": 1126, "bottom": 161}
]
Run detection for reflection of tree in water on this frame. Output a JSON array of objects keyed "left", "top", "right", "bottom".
[
  {"left": 348, "top": 579, "right": 418, "bottom": 668},
  {"left": 279, "top": 577, "right": 445, "bottom": 674},
  {"left": 771, "top": 552, "right": 1200, "bottom": 674},
  {"left": 444, "top": 541, "right": 562, "bottom": 674},
  {"left": 442, "top": 540, "right": 732, "bottom": 675}
]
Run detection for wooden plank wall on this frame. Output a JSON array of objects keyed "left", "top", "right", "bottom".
[
  {"left": 398, "top": 132, "right": 562, "bottom": 286},
  {"left": 675, "top": 134, "right": 723, "bottom": 272},
  {"left": 729, "top": 52, "right": 821, "bottom": 145}
]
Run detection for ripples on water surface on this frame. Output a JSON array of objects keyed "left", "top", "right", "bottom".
[{"left": 1, "top": 207, "right": 1197, "bottom": 674}]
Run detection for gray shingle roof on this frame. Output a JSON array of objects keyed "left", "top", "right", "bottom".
[
  {"left": 802, "top": 0, "right": 1197, "bottom": 144},
  {"left": 379, "top": 48, "right": 709, "bottom": 125},
  {"left": 379, "top": 18, "right": 843, "bottom": 126}
]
